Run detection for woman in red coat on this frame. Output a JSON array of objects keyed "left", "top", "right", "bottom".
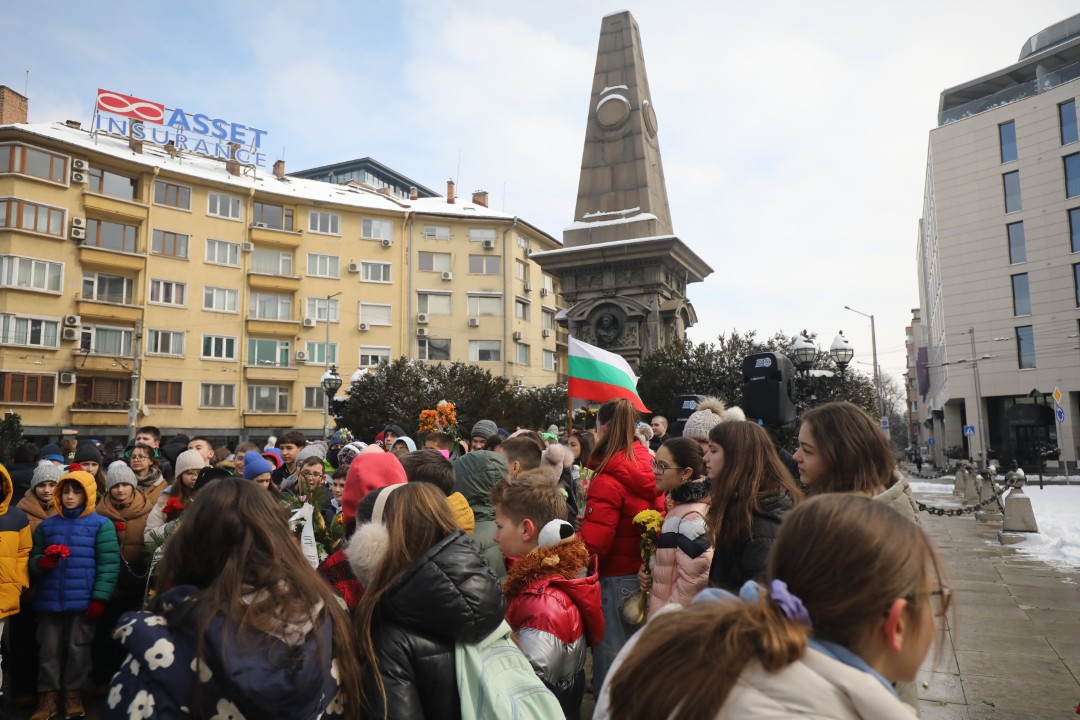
[{"left": 580, "top": 398, "right": 664, "bottom": 691}]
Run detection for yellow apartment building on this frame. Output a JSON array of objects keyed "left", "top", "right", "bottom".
[{"left": 0, "top": 87, "right": 564, "bottom": 442}]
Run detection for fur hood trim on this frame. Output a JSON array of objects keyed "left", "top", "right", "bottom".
[{"left": 503, "top": 534, "right": 590, "bottom": 600}]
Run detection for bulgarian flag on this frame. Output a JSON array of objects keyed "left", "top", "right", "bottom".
[{"left": 568, "top": 336, "right": 650, "bottom": 412}]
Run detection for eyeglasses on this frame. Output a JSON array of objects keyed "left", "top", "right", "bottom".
[
  {"left": 129, "top": 455, "right": 151, "bottom": 461},
  {"left": 300, "top": 471, "right": 325, "bottom": 482},
  {"left": 904, "top": 586, "right": 953, "bottom": 618},
  {"left": 651, "top": 460, "right": 685, "bottom": 474}
]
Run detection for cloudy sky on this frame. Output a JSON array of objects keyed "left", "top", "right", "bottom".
[{"left": 5, "top": 1, "right": 1078, "bottom": 384}]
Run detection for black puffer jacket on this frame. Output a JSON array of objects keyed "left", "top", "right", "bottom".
[
  {"left": 708, "top": 492, "right": 795, "bottom": 591},
  {"left": 366, "top": 529, "right": 504, "bottom": 719}
]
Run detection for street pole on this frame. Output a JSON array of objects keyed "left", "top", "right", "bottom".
[
  {"left": 127, "top": 317, "right": 143, "bottom": 441},
  {"left": 968, "top": 327, "right": 988, "bottom": 467},
  {"left": 844, "top": 306, "right": 885, "bottom": 424},
  {"left": 323, "top": 291, "right": 342, "bottom": 440}
]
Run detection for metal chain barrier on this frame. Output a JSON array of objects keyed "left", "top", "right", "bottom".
[{"left": 915, "top": 483, "right": 1009, "bottom": 517}]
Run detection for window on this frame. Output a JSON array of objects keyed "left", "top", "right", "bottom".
[
  {"left": 362, "top": 218, "right": 392, "bottom": 240},
  {"left": 307, "top": 253, "right": 339, "bottom": 278},
  {"left": 1061, "top": 100, "right": 1078, "bottom": 145},
  {"left": 149, "top": 279, "right": 186, "bottom": 307},
  {"left": 1071, "top": 209, "right": 1080, "bottom": 254},
  {"left": 151, "top": 229, "right": 189, "bottom": 258},
  {"left": 417, "top": 292, "right": 451, "bottom": 315},
  {"left": 204, "top": 286, "right": 238, "bottom": 312},
  {"left": 306, "top": 297, "right": 339, "bottom": 322},
  {"left": 200, "top": 383, "right": 235, "bottom": 408},
  {"left": 153, "top": 180, "right": 191, "bottom": 210},
  {"left": 469, "top": 228, "right": 496, "bottom": 243},
  {"left": 359, "top": 346, "right": 391, "bottom": 367},
  {"left": 515, "top": 260, "right": 529, "bottom": 282},
  {"left": 542, "top": 274, "right": 555, "bottom": 294},
  {"left": 247, "top": 338, "right": 290, "bottom": 367},
  {"left": 206, "top": 239, "right": 240, "bottom": 266},
  {"left": 85, "top": 218, "right": 137, "bottom": 253},
  {"left": 1003, "top": 171, "right": 1021, "bottom": 213},
  {"left": 543, "top": 350, "right": 557, "bottom": 372},
  {"left": 422, "top": 225, "right": 451, "bottom": 240},
  {"left": 515, "top": 298, "right": 530, "bottom": 321},
  {"left": 469, "top": 255, "right": 500, "bottom": 274},
  {"left": 542, "top": 309, "right": 555, "bottom": 331},
  {"left": 0, "top": 315, "right": 58, "bottom": 348},
  {"left": 304, "top": 342, "right": 337, "bottom": 365},
  {"left": 1011, "top": 273, "right": 1030, "bottom": 316},
  {"left": 207, "top": 191, "right": 242, "bottom": 220},
  {"left": 1015, "top": 325, "right": 1036, "bottom": 369},
  {"left": 82, "top": 273, "right": 135, "bottom": 304},
  {"left": 201, "top": 334, "right": 236, "bottom": 361},
  {"left": 0, "top": 143, "right": 66, "bottom": 183},
  {"left": 467, "top": 294, "right": 503, "bottom": 316},
  {"left": 999, "top": 121, "right": 1017, "bottom": 163},
  {"left": 304, "top": 387, "right": 325, "bottom": 410},
  {"left": 251, "top": 248, "right": 293, "bottom": 276},
  {"left": 75, "top": 376, "right": 130, "bottom": 404},
  {"left": 247, "top": 384, "right": 289, "bottom": 413},
  {"left": 144, "top": 380, "right": 182, "bottom": 406},
  {"left": 249, "top": 292, "right": 292, "bottom": 321},
  {"left": 359, "top": 303, "right": 392, "bottom": 326},
  {"left": 418, "top": 338, "right": 451, "bottom": 361},
  {"left": 0, "top": 198, "right": 65, "bottom": 237},
  {"left": 1007, "top": 222, "right": 1025, "bottom": 263},
  {"left": 89, "top": 167, "right": 138, "bottom": 200},
  {"left": 308, "top": 211, "right": 340, "bottom": 235},
  {"left": 79, "top": 326, "right": 133, "bottom": 356},
  {"left": 254, "top": 201, "right": 293, "bottom": 230},
  {"left": 1066, "top": 154, "right": 1080, "bottom": 198},
  {"left": 515, "top": 342, "right": 530, "bottom": 365},
  {"left": 146, "top": 329, "right": 184, "bottom": 356},
  {"left": 1075, "top": 263, "right": 1080, "bottom": 307},
  {"left": 0, "top": 256, "right": 62, "bottom": 293},
  {"left": 361, "top": 261, "right": 391, "bottom": 282},
  {"left": 418, "top": 252, "right": 451, "bottom": 272},
  {"left": 0, "top": 371, "right": 55, "bottom": 405},
  {"left": 469, "top": 340, "right": 501, "bottom": 362}
]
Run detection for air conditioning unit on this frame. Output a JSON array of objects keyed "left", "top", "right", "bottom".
[
  {"left": 482, "top": 238, "right": 496, "bottom": 250},
  {"left": 295, "top": 350, "right": 309, "bottom": 362},
  {"left": 302, "top": 318, "right": 317, "bottom": 328},
  {"left": 417, "top": 313, "right": 429, "bottom": 325},
  {"left": 62, "top": 327, "right": 81, "bottom": 341},
  {"left": 71, "top": 171, "right": 87, "bottom": 184},
  {"left": 523, "top": 282, "right": 532, "bottom": 293},
  {"left": 70, "top": 227, "right": 86, "bottom": 241},
  {"left": 514, "top": 377, "right": 524, "bottom": 387},
  {"left": 540, "top": 288, "right": 549, "bottom": 297},
  {"left": 347, "top": 262, "right": 361, "bottom": 273},
  {"left": 241, "top": 242, "right": 254, "bottom": 252},
  {"left": 72, "top": 159, "right": 88, "bottom": 172},
  {"left": 58, "top": 371, "right": 77, "bottom": 385},
  {"left": 253, "top": 222, "right": 268, "bottom": 228},
  {"left": 441, "top": 271, "right": 453, "bottom": 281},
  {"left": 70, "top": 216, "right": 86, "bottom": 229},
  {"left": 381, "top": 238, "right": 393, "bottom": 248},
  {"left": 512, "top": 331, "right": 522, "bottom": 341},
  {"left": 359, "top": 322, "right": 370, "bottom": 332},
  {"left": 468, "top": 317, "right": 480, "bottom": 327},
  {"left": 416, "top": 327, "right": 430, "bottom": 337},
  {"left": 63, "top": 315, "right": 82, "bottom": 328},
  {"left": 542, "top": 329, "right": 551, "bottom": 338}
]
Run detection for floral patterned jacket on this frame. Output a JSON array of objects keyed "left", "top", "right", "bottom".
[{"left": 103, "top": 585, "right": 346, "bottom": 720}]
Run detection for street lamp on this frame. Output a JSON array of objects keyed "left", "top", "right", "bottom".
[
  {"left": 320, "top": 364, "right": 342, "bottom": 440},
  {"left": 792, "top": 332, "right": 817, "bottom": 373},
  {"left": 844, "top": 305, "right": 885, "bottom": 423},
  {"left": 829, "top": 331, "right": 854, "bottom": 383}
]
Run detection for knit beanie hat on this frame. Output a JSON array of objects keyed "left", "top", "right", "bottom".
[
  {"left": 195, "top": 466, "right": 232, "bottom": 491},
  {"left": 39, "top": 444, "right": 64, "bottom": 464},
  {"left": 31, "top": 461, "right": 63, "bottom": 489},
  {"left": 336, "top": 441, "right": 367, "bottom": 469},
  {"left": 74, "top": 443, "right": 103, "bottom": 465},
  {"left": 261, "top": 449, "right": 282, "bottom": 468},
  {"left": 342, "top": 452, "right": 407, "bottom": 526},
  {"left": 105, "top": 460, "right": 137, "bottom": 491},
  {"left": 541, "top": 442, "right": 573, "bottom": 481},
  {"left": 682, "top": 398, "right": 731, "bottom": 442},
  {"left": 242, "top": 451, "right": 274, "bottom": 480},
  {"left": 297, "top": 443, "right": 327, "bottom": 464},
  {"left": 173, "top": 449, "right": 206, "bottom": 479},
  {"left": 383, "top": 424, "right": 407, "bottom": 440},
  {"left": 471, "top": 419, "right": 497, "bottom": 441}
]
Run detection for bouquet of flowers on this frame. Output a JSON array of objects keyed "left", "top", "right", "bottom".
[
  {"left": 622, "top": 509, "right": 664, "bottom": 625},
  {"left": 45, "top": 544, "right": 71, "bottom": 559},
  {"left": 113, "top": 521, "right": 126, "bottom": 534},
  {"left": 280, "top": 485, "right": 344, "bottom": 565},
  {"left": 162, "top": 497, "right": 185, "bottom": 521},
  {"left": 418, "top": 400, "right": 463, "bottom": 445}
]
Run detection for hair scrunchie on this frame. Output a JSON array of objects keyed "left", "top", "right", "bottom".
[{"left": 769, "top": 579, "right": 813, "bottom": 628}]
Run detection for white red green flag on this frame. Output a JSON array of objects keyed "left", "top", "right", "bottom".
[{"left": 568, "top": 336, "right": 650, "bottom": 412}]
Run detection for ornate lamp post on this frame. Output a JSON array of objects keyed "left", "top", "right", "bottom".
[
  {"left": 320, "top": 364, "right": 342, "bottom": 440},
  {"left": 829, "top": 331, "right": 854, "bottom": 384}
]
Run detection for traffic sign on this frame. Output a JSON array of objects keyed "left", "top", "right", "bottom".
[
  {"left": 880, "top": 416, "right": 890, "bottom": 431},
  {"left": 927, "top": 437, "right": 936, "bottom": 446},
  {"left": 1057, "top": 405, "right": 1066, "bottom": 424},
  {"left": 1053, "top": 387, "right": 1062, "bottom": 404},
  {"left": 963, "top": 425, "right": 976, "bottom": 437}
]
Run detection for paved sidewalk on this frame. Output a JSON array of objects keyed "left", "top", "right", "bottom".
[{"left": 914, "top": 479, "right": 1080, "bottom": 719}]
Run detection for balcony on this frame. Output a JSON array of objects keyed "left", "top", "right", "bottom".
[
  {"left": 242, "top": 411, "right": 298, "bottom": 428},
  {"left": 69, "top": 401, "right": 128, "bottom": 426},
  {"left": 82, "top": 193, "right": 149, "bottom": 223},
  {"left": 70, "top": 352, "right": 135, "bottom": 374},
  {"left": 247, "top": 272, "right": 301, "bottom": 293},
  {"left": 78, "top": 245, "right": 146, "bottom": 272},
  {"left": 76, "top": 298, "right": 143, "bottom": 323},
  {"left": 245, "top": 318, "right": 299, "bottom": 337},
  {"left": 250, "top": 224, "right": 302, "bottom": 249},
  {"left": 244, "top": 364, "right": 298, "bottom": 381}
]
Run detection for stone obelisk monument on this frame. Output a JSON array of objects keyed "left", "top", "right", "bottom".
[{"left": 532, "top": 10, "right": 712, "bottom": 371}]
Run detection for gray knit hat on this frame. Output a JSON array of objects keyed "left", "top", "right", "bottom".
[
  {"left": 681, "top": 398, "right": 731, "bottom": 441},
  {"left": 31, "top": 461, "right": 63, "bottom": 489},
  {"left": 297, "top": 443, "right": 327, "bottom": 463},
  {"left": 173, "top": 449, "right": 206, "bottom": 480},
  {"left": 471, "top": 419, "right": 498, "bottom": 441},
  {"left": 106, "top": 460, "right": 138, "bottom": 491}
]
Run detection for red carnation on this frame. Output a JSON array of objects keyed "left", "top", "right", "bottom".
[
  {"left": 114, "top": 521, "right": 126, "bottom": 533},
  {"left": 67, "top": 463, "right": 84, "bottom": 472},
  {"left": 45, "top": 544, "right": 71, "bottom": 559},
  {"left": 163, "top": 497, "right": 185, "bottom": 520}
]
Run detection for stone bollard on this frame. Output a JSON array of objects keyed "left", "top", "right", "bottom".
[
  {"left": 975, "top": 473, "right": 1002, "bottom": 522},
  {"left": 953, "top": 464, "right": 967, "bottom": 497},
  {"left": 963, "top": 470, "right": 979, "bottom": 504},
  {"left": 999, "top": 486, "right": 1038, "bottom": 544}
]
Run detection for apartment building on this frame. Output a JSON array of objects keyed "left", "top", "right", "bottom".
[{"left": 0, "top": 87, "right": 563, "bottom": 441}]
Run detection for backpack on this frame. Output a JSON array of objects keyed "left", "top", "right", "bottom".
[{"left": 455, "top": 620, "right": 565, "bottom": 720}]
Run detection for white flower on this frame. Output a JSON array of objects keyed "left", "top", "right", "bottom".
[
  {"left": 330, "top": 659, "right": 340, "bottom": 683},
  {"left": 129, "top": 659, "right": 140, "bottom": 676},
  {"left": 325, "top": 692, "right": 345, "bottom": 715},
  {"left": 107, "top": 684, "right": 123, "bottom": 709},
  {"left": 127, "top": 689, "right": 154, "bottom": 719},
  {"left": 191, "top": 657, "right": 212, "bottom": 683},
  {"left": 144, "top": 638, "right": 175, "bottom": 671},
  {"left": 144, "top": 615, "right": 167, "bottom": 627},
  {"left": 209, "top": 698, "right": 246, "bottom": 720},
  {"left": 114, "top": 619, "right": 137, "bottom": 642}
]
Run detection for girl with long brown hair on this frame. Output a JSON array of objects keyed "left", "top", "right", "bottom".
[
  {"left": 579, "top": 398, "right": 664, "bottom": 690},
  {"left": 602, "top": 494, "right": 951, "bottom": 720},
  {"left": 105, "top": 477, "right": 364, "bottom": 719},
  {"left": 705, "top": 421, "right": 803, "bottom": 591}
]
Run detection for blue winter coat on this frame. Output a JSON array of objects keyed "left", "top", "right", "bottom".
[
  {"left": 29, "top": 470, "right": 120, "bottom": 613},
  {"left": 104, "top": 585, "right": 347, "bottom": 720}
]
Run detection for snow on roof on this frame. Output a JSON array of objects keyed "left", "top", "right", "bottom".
[{"left": 564, "top": 212, "right": 658, "bottom": 232}]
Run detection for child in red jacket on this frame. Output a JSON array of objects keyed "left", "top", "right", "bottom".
[{"left": 492, "top": 469, "right": 604, "bottom": 720}]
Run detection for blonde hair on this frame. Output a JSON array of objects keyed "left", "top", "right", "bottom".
[
  {"left": 591, "top": 398, "right": 640, "bottom": 473},
  {"left": 490, "top": 468, "right": 566, "bottom": 526}
]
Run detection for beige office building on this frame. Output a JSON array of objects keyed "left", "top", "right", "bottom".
[{"left": 917, "top": 14, "right": 1080, "bottom": 469}]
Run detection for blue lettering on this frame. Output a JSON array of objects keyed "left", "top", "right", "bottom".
[
  {"left": 192, "top": 114, "right": 210, "bottom": 135},
  {"left": 229, "top": 123, "right": 247, "bottom": 145},
  {"left": 235, "top": 148, "right": 252, "bottom": 164},
  {"left": 210, "top": 117, "right": 228, "bottom": 140},
  {"left": 106, "top": 118, "right": 127, "bottom": 135},
  {"left": 253, "top": 151, "right": 267, "bottom": 167},
  {"left": 192, "top": 139, "right": 210, "bottom": 155},
  {"left": 131, "top": 123, "right": 146, "bottom": 140},
  {"left": 248, "top": 127, "right": 267, "bottom": 148},
  {"left": 214, "top": 142, "right": 232, "bottom": 159},
  {"left": 166, "top": 108, "right": 190, "bottom": 131},
  {"left": 175, "top": 134, "right": 189, "bottom": 151},
  {"left": 151, "top": 127, "right": 172, "bottom": 144}
]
